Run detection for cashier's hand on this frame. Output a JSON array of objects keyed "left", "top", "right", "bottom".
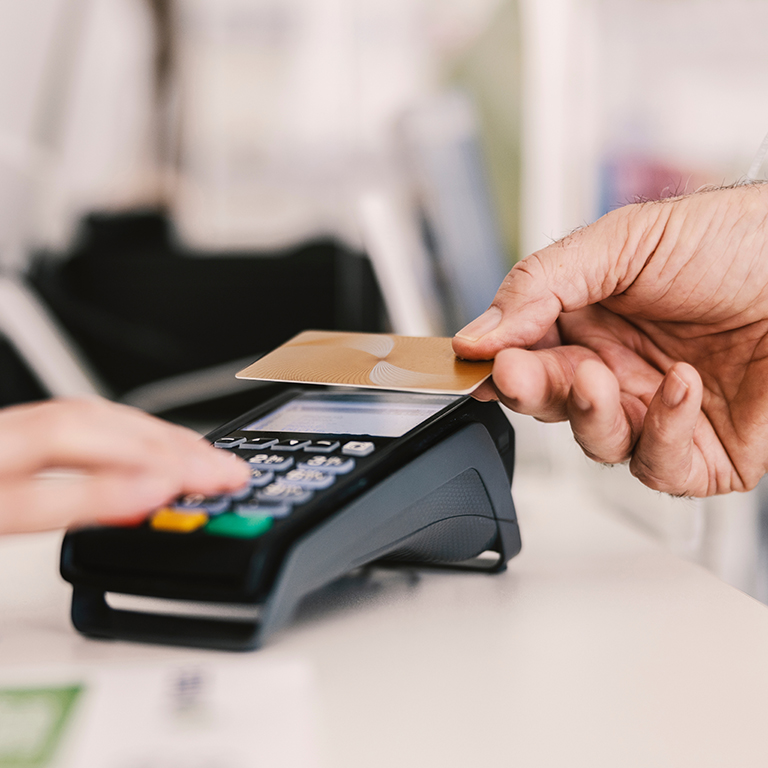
[
  {"left": 0, "top": 398, "right": 250, "bottom": 534},
  {"left": 453, "top": 184, "right": 768, "bottom": 497}
]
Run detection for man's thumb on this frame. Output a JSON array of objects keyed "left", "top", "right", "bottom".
[{"left": 452, "top": 203, "right": 664, "bottom": 360}]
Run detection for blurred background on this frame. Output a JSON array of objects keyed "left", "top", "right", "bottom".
[{"left": 3, "top": 0, "right": 768, "bottom": 600}]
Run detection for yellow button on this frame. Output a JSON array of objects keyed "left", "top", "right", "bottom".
[{"left": 151, "top": 508, "right": 208, "bottom": 533}]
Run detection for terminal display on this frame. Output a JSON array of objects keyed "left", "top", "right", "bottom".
[{"left": 242, "top": 391, "right": 460, "bottom": 438}]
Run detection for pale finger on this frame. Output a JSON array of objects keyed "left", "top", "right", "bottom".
[
  {"left": 0, "top": 470, "right": 180, "bottom": 534},
  {"left": 0, "top": 398, "right": 248, "bottom": 492}
]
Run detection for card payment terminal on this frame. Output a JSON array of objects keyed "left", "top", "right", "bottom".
[{"left": 60, "top": 388, "right": 521, "bottom": 650}]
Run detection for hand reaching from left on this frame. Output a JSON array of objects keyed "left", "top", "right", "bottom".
[{"left": 0, "top": 398, "right": 249, "bottom": 534}]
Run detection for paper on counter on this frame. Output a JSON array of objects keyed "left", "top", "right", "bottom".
[{"left": 0, "top": 658, "right": 320, "bottom": 768}]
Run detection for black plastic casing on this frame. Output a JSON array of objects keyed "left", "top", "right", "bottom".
[{"left": 60, "top": 389, "right": 521, "bottom": 650}]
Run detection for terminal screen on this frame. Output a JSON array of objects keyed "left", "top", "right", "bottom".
[{"left": 242, "top": 391, "right": 460, "bottom": 437}]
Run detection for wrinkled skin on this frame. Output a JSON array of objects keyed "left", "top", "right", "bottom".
[
  {"left": 0, "top": 398, "right": 249, "bottom": 533},
  {"left": 453, "top": 184, "right": 768, "bottom": 497}
]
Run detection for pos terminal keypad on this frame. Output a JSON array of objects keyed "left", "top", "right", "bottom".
[
  {"left": 60, "top": 388, "right": 521, "bottom": 651},
  {"left": 149, "top": 435, "right": 367, "bottom": 539}
]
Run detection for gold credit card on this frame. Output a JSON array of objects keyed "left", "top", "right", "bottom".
[{"left": 237, "top": 330, "right": 493, "bottom": 395}]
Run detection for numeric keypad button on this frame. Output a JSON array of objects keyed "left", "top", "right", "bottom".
[
  {"left": 176, "top": 493, "right": 230, "bottom": 515},
  {"left": 234, "top": 501, "right": 292, "bottom": 519},
  {"left": 298, "top": 455, "right": 355, "bottom": 474},
  {"left": 271, "top": 439, "right": 311, "bottom": 452},
  {"left": 342, "top": 441, "right": 375, "bottom": 457},
  {"left": 305, "top": 440, "right": 340, "bottom": 453},
  {"left": 230, "top": 483, "right": 253, "bottom": 501},
  {"left": 282, "top": 469, "right": 335, "bottom": 490},
  {"left": 206, "top": 513, "right": 272, "bottom": 539},
  {"left": 152, "top": 509, "right": 208, "bottom": 533},
  {"left": 248, "top": 454, "right": 294, "bottom": 471},
  {"left": 256, "top": 483, "right": 314, "bottom": 505},
  {"left": 213, "top": 437, "right": 245, "bottom": 449},
  {"left": 238, "top": 437, "right": 277, "bottom": 451},
  {"left": 248, "top": 468, "right": 275, "bottom": 487}
]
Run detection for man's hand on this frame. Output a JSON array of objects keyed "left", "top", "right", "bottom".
[
  {"left": 453, "top": 184, "right": 768, "bottom": 497},
  {"left": 0, "top": 398, "right": 250, "bottom": 534}
]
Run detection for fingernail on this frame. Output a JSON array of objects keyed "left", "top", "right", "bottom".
[
  {"left": 662, "top": 371, "right": 687, "bottom": 408},
  {"left": 455, "top": 306, "right": 502, "bottom": 342}
]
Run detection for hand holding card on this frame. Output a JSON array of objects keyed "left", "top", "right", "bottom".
[{"left": 237, "top": 330, "right": 492, "bottom": 395}]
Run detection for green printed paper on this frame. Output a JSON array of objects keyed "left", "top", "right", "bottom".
[{"left": 0, "top": 686, "right": 83, "bottom": 768}]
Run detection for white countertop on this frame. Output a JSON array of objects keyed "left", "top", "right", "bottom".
[{"left": 2, "top": 462, "right": 768, "bottom": 767}]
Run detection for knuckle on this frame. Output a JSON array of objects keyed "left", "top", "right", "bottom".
[{"left": 496, "top": 257, "right": 547, "bottom": 303}]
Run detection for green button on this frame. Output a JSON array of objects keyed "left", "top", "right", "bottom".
[{"left": 205, "top": 513, "right": 273, "bottom": 539}]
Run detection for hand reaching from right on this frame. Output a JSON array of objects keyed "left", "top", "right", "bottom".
[{"left": 454, "top": 184, "right": 768, "bottom": 497}]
